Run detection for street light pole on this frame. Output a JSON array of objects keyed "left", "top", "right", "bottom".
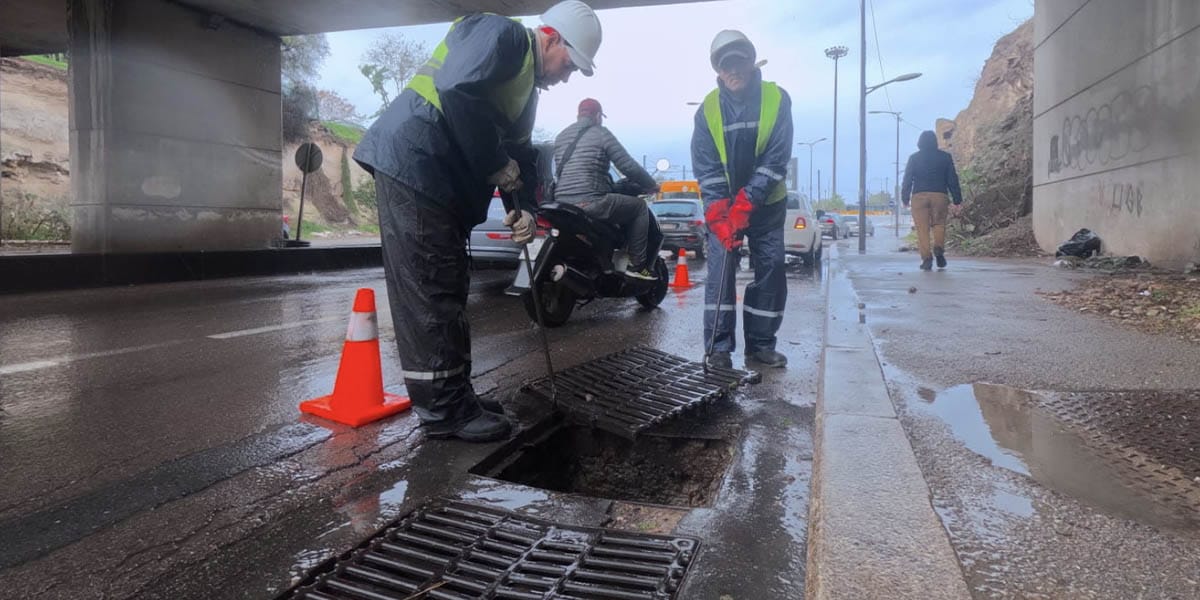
[
  {"left": 870, "top": 110, "right": 902, "bottom": 237},
  {"left": 858, "top": 0, "right": 867, "bottom": 253},
  {"left": 861, "top": 65, "right": 921, "bottom": 253},
  {"left": 825, "top": 45, "right": 848, "bottom": 207},
  {"left": 797, "top": 137, "right": 827, "bottom": 202}
]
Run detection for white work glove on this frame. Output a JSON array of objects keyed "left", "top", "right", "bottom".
[
  {"left": 504, "top": 209, "right": 536, "bottom": 245},
  {"left": 487, "top": 158, "right": 523, "bottom": 193}
]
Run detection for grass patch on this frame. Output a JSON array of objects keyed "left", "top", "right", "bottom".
[
  {"left": 1183, "top": 303, "right": 1200, "bottom": 319},
  {"left": 358, "top": 223, "right": 380, "bottom": 235},
  {"left": 300, "top": 219, "right": 330, "bottom": 235},
  {"left": 23, "top": 55, "right": 68, "bottom": 70},
  {"left": 323, "top": 121, "right": 364, "bottom": 144}
]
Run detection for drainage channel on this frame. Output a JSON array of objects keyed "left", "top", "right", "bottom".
[
  {"left": 282, "top": 499, "right": 698, "bottom": 600},
  {"left": 522, "top": 346, "right": 759, "bottom": 439}
]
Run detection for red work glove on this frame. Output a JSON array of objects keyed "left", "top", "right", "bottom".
[
  {"left": 704, "top": 198, "right": 742, "bottom": 251},
  {"left": 729, "top": 188, "right": 753, "bottom": 234}
]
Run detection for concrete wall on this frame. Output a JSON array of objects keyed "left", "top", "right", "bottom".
[
  {"left": 69, "top": 0, "right": 281, "bottom": 253},
  {"left": 1033, "top": 0, "right": 1200, "bottom": 266}
]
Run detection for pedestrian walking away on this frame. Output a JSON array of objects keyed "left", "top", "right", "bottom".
[
  {"left": 553, "top": 98, "right": 660, "bottom": 280},
  {"left": 353, "top": 1, "right": 602, "bottom": 442},
  {"left": 901, "top": 130, "right": 963, "bottom": 271},
  {"left": 693, "top": 29, "right": 794, "bottom": 370}
]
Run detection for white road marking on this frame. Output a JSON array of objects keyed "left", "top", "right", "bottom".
[
  {"left": 0, "top": 342, "right": 179, "bottom": 376},
  {"left": 206, "top": 315, "right": 344, "bottom": 340}
]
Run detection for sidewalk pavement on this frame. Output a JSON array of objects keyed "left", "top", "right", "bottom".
[{"left": 809, "top": 235, "right": 1200, "bottom": 598}]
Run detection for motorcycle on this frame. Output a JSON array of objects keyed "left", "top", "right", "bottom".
[{"left": 508, "top": 196, "right": 669, "bottom": 327}]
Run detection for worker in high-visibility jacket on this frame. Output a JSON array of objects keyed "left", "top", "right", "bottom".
[
  {"left": 691, "top": 30, "right": 794, "bottom": 370},
  {"left": 354, "top": 1, "right": 602, "bottom": 442}
]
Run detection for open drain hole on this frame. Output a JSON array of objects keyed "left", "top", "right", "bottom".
[{"left": 473, "top": 417, "right": 737, "bottom": 507}]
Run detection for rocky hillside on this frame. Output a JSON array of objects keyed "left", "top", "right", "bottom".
[
  {"left": 936, "top": 19, "right": 1034, "bottom": 244},
  {"left": 1, "top": 57, "right": 372, "bottom": 240}
]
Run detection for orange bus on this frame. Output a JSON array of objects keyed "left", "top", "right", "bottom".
[{"left": 657, "top": 180, "right": 701, "bottom": 200}]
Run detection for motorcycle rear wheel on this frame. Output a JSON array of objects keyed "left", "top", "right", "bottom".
[{"left": 635, "top": 257, "right": 670, "bottom": 309}]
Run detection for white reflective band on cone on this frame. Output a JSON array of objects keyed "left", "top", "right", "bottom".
[
  {"left": 403, "top": 364, "right": 467, "bottom": 381},
  {"left": 345, "top": 311, "right": 379, "bottom": 341},
  {"left": 705, "top": 304, "right": 737, "bottom": 311}
]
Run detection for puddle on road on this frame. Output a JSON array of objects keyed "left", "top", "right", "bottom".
[{"left": 922, "top": 383, "right": 1198, "bottom": 530}]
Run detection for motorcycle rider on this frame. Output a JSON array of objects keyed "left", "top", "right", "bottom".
[
  {"left": 692, "top": 30, "right": 793, "bottom": 369},
  {"left": 353, "top": 1, "right": 602, "bottom": 442},
  {"left": 553, "top": 98, "right": 660, "bottom": 279}
]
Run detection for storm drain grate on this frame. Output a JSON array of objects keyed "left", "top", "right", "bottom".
[
  {"left": 285, "top": 498, "right": 698, "bottom": 600},
  {"left": 522, "top": 346, "right": 759, "bottom": 438},
  {"left": 1034, "top": 389, "right": 1200, "bottom": 514}
]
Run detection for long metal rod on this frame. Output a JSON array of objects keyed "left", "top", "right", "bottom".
[
  {"left": 704, "top": 248, "right": 733, "bottom": 375},
  {"left": 523, "top": 244, "right": 556, "bottom": 400}
]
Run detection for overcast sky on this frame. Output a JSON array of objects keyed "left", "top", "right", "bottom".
[{"left": 317, "top": 0, "right": 1032, "bottom": 200}]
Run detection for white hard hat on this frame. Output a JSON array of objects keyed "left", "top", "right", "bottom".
[
  {"left": 541, "top": 0, "right": 602, "bottom": 76},
  {"left": 710, "top": 29, "right": 756, "bottom": 71}
]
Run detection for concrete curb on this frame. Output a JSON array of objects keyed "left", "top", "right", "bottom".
[{"left": 805, "top": 258, "right": 971, "bottom": 599}]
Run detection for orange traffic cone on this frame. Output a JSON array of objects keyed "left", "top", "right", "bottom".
[
  {"left": 669, "top": 248, "right": 692, "bottom": 288},
  {"left": 300, "top": 288, "right": 412, "bottom": 427}
]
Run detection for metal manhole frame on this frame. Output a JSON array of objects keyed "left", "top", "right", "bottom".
[
  {"left": 281, "top": 497, "right": 701, "bottom": 600},
  {"left": 521, "top": 346, "right": 759, "bottom": 439}
]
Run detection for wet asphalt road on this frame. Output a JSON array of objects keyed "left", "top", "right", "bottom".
[{"left": 0, "top": 243, "right": 829, "bottom": 598}]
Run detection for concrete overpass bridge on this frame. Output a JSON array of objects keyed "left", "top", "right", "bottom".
[{"left": 0, "top": 0, "right": 690, "bottom": 254}]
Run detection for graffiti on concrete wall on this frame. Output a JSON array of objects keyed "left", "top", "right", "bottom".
[
  {"left": 1048, "top": 85, "right": 1158, "bottom": 175},
  {"left": 1101, "top": 181, "right": 1144, "bottom": 218}
]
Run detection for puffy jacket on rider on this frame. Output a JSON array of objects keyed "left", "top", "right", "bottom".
[
  {"left": 691, "top": 69, "right": 793, "bottom": 205},
  {"left": 354, "top": 14, "right": 540, "bottom": 226},
  {"left": 552, "top": 117, "right": 658, "bottom": 202}
]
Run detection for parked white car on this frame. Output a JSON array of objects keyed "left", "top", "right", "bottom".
[{"left": 783, "top": 192, "right": 822, "bottom": 266}]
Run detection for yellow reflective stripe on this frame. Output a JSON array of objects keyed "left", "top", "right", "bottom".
[
  {"left": 704, "top": 81, "right": 784, "bottom": 198},
  {"left": 702, "top": 88, "right": 728, "bottom": 187},
  {"left": 404, "top": 16, "right": 534, "bottom": 125},
  {"left": 492, "top": 32, "right": 536, "bottom": 123},
  {"left": 757, "top": 81, "right": 781, "bottom": 156}
]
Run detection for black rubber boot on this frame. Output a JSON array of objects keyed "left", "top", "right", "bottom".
[
  {"left": 920, "top": 258, "right": 933, "bottom": 271},
  {"left": 707, "top": 352, "right": 733, "bottom": 369},
  {"left": 476, "top": 394, "right": 504, "bottom": 414},
  {"left": 425, "top": 411, "right": 512, "bottom": 443},
  {"left": 934, "top": 247, "right": 947, "bottom": 269},
  {"left": 747, "top": 349, "right": 788, "bottom": 368}
]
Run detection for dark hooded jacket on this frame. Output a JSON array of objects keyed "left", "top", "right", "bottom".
[
  {"left": 354, "top": 14, "right": 540, "bottom": 227},
  {"left": 901, "top": 130, "right": 963, "bottom": 205},
  {"left": 690, "top": 70, "right": 793, "bottom": 206}
]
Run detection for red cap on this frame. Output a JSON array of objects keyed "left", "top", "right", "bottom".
[{"left": 578, "top": 98, "right": 605, "bottom": 118}]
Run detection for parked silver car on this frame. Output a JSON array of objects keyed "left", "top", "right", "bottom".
[
  {"left": 845, "top": 215, "right": 875, "bottom": 237},
  {"left": 467, "top": 194, "right": 523, "bottom": 267}
]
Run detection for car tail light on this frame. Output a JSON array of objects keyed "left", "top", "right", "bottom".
[
  {"left": 793, "top": 217, "right": 807, "bottom": 230},
  {"left": 486, "top": 232, "right": 512, "bottom": 240},
  {"left": 692, "top": 220, "right": 704, "bottom": 227},
  {"left": 536, "top": 215, "right": 552, "bottom": 229}
]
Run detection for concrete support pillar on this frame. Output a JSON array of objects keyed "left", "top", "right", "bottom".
[
  {"left": 1033, "top": 0, "right": 1200, "bottom": 267},
  {"left": 68, "top": 0, "right": 282, "bottom": 253}
]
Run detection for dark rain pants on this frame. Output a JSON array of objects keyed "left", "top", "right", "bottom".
[
  {"left": 703, "top": 198, "right": 788, "bottom": 354},
  {"left": 375, "top": 173, "right": 482, "bottom": 430},
  {"left": 562, "top": 193, "right": 651, "bottom": 268}
]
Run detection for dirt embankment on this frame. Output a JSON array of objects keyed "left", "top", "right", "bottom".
[
  {"left": 936, "top": 19, "right": 1036, "bottom": 256},
  {"left": 1, "top": 57, "right": 373, "bottom": 238},
  {"left": 0, "top": 58, "right": 71, "bottom": 206}
]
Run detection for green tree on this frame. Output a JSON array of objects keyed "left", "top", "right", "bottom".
[
  {"left": 868, "top": 190, "right": 893, "bottom": 207},
  {"left": 282, "top": 35, "right": 330, "bottom": 87},
  {"left": 360, "top": 32, "right": 429, "bottom": 117},
  {"left": 814, "top": 194, "right": 846, "bottom": 212},
  {"left": 281, "top": 35, "right": 330, "bottom": 142}
]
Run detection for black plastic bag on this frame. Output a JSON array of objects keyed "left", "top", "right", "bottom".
[{"left": 1055, "top": 228, "right": 1101, "bottom": 258}]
